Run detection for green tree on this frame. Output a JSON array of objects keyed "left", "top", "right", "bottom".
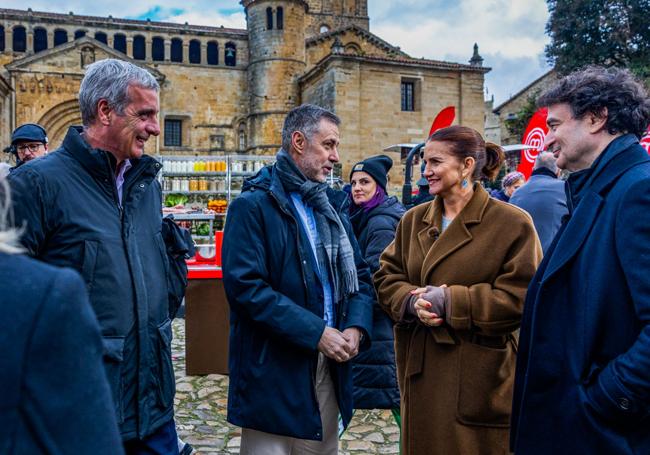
[
  {"left": 504, "top": 93, "right": 539, "bottom": 143},
  {"left": 545, "top": 0, "right": 650, "bottom": 81}
]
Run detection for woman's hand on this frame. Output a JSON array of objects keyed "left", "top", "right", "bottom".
[{"left": 411, "top": 285, "right": 448, "bottom": 327}]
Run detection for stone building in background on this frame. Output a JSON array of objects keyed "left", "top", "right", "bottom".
[
  {"left": 492, "top": 69, "right": 557, "bottom": 146},
  {"left": 0, "top": 1, "right": 489, "bottom": 191}
]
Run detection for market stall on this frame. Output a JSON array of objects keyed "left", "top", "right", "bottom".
[{"left": 160, "top": 155, "right": 274, "bottom": 375}]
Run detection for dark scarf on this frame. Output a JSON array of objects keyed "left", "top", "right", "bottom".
[{"left": 275, "top": 148, "right": 359, "bottom": 301}]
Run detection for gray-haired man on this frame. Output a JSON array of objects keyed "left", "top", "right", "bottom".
[{"left": 9, "top": 59, "right": 178, "bottom": 454}]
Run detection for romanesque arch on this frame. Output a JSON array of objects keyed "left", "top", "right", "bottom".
[{"left": 38, "top": 99, "right": 82, "bottom": 149}]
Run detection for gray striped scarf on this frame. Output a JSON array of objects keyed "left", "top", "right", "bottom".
[{"left": 275, "top": 148, "right": 359, "bottom": 301}]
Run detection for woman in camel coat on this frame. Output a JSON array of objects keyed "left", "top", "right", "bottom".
[{"left": 374, "top": 126, "right": 542, "bottom": 455}]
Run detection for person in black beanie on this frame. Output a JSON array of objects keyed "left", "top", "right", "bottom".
[{"left": 348, "top": 154, "right": 405, "bottom": 432}]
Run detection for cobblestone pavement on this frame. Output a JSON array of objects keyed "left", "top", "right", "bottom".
[{"left": 172, "top": 319, "right": 400, "bottom": 455}]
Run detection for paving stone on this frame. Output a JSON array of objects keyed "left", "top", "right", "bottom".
[
  {"left": 366, "top": 432, "right": 385, "bottom": 443},
  {"left": 227, "top": 436, "right": 241, "bottom": 448},
  {"left": 346, "top": 440, "right": 374, "bottom": 451}
]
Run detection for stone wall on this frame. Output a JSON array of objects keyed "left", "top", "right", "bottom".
[{"left": 302, "top": 57, "right": 487, "bottom": 194}]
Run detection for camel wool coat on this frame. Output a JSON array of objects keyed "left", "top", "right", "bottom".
[{"left": 375, "top": 184, "right": 541, "bottom": 455}]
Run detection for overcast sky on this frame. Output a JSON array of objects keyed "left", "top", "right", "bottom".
[{"left": 4, "top": 0, "right": 552, "bottom": 105}]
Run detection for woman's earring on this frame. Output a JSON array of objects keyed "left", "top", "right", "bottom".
[{"left": 461, "top": 178, "right": 468, "bottom": 188}]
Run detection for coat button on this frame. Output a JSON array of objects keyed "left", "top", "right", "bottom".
[
  {"left": 139, "top": 183, "right": 145, "bottom": 188},
  {"left": 617, "top": 397, "right": 630, "bottom": 411}
]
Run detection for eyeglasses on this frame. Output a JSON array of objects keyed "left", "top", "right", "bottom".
[{"left": 16, "top": 143, "right": 44, "bottom": 153}]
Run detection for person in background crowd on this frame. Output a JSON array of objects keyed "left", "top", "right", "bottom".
[
  {"left": 222, "top": 104, "right": 373, "bottom": 455},
  {"left": 0, "top": 174, "right": 123, "bottom": 454},
  {"left": 509, "top": 151, "right": 568, "bottom": 253},
  {"left": 410, "top": 162, "right": 434, "bottom": 207},
  {"left": 4, "top": 123, "right": 49, "bottom": 169},
  {"left": 375, "top": 125, "right": 542, "bottom": 455},
  {"left": 348, "top": 154, "right": 405, "bottom": 429},
  {"left": 8, "top": 59, "right": 179, "bottom": 455},
  {"left": 511, "top": 67, "right": 650, "bottom": 455},
  {"left": 492, "top": 170, "right": 525, "bottom": 202}
]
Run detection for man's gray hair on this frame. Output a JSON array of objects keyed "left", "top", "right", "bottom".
[
  {"left": 281, "top": 104, "right": 340, "bottom": 152},
  {"left": 79, "top": 58, "right": 159, "bottom": 126},
  {"left": 533, "top": 151, "right": 558, "bottom": 173}
]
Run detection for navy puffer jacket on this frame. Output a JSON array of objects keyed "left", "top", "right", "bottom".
[{"left": 350, "top": 196, "right": 406, "bottom": 409}]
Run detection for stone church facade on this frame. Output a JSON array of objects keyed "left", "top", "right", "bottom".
[{"left": 0, "top": 1, "right": 488, "bottom": 191}]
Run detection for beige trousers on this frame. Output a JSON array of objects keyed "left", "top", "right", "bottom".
[{"left": 239, "top": 353, "right": 340, "bottom": 455}]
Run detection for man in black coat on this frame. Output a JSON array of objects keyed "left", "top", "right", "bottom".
[
  {"left": 9, "top": 59, "right": 178, "bottom": 454},
  {"left": 223, "top": 104, "right": 373, "bottom": 454},
  {"left": 509, "top": 151, "right": 568, "bottom": 253},
  {"left": 511, "top": 67, "right": 650, "bottom": 454},
  {"left": 0, "top": 252, "right": 124, "bottom": 455}
]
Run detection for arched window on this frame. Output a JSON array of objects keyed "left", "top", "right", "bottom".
[
  {"left": 277, "top": 7, "right": 284, "bottom": 30},
  {"left": 94, "top": 31, "right": 107, "bottom": 44},
  {"left": 225, "top": 42, "right": 236, "bottom": 67},
  {"left": 0, "top": 26, "right": 4, "bottom": 52},
  {"left": 266, "top": 7, "right": 273, "bottom": 30},
  {"left": 207, "top": 41, "right": 218, "bottom": 65},
  {"left": 320, "top": 24, "right": 330, "bottom": 34},
  {"left": 133, "top": 35, "right": 145, "bottom": 60},
  {"left": 152, "top": 37, "right": 164, "bottom": 61},
  {"left": 238, "top": 123, "right": 247, "bottom": 151},
  {"left": 113, "top": 34, "right": 126, "bottom": 53},
  {"left": 13, "top": 26, "right": 26, "bottom": 52},
  {"left": 33, "top": 27, "right": 47, "bottom": 53},
  {"left": 189, "top": 39, "right": 201, "bottom": 64},
  {"left": 53, "top": 29, "right": 68, "bottom": 46},
  {"left": 74, "top": 30, "right": 86, "bottom": 39},
  {"left": 170, "top": 38, "right": 183, "bottom": 62}
]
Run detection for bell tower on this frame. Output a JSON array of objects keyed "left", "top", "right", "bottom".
[{"left": 242, "top": 0, "right": 308, "bottom": 154}]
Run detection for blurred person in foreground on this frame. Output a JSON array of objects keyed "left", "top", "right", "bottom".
[
  {"left": 8, "top": 59, "right": 179, "bottom": 454},
  {"left": 511, "top": 66, "right": 650, "bottom": 454},
  {"left": 0, "top": 174, "right": 123, "bottom": 454},
  {"left": 223, "top": 104, "right": 373, "bottom": 454},
  {"left": 509, "top": 151, "right": 568, "bottom": 253},
  {"left": 374, "top": 125, "right": 542, "bottom": 454},
  {"left": 348, "top": 155, "right": 405, "bottom": 426},
  {"left": 491, "top": 170, "right": 525, "bottom": 202}
]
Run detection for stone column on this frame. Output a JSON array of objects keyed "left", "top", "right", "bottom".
[
  {"left": 47, "top": 31, "right": 53, "bottom": 50},
  {"left": 26, "top": 28, "right": 33, "bottom": 54},
  {"left": 164, "top": 38, "right": 170, "bottom": 62},
  {"left": 145, "top": 37, "right": 152, "bottom": 61},
  {"left": 126, "top": 36, "right": 133, "bottom": 58},
  {"left": 107, "top": 35, "right": 114, "bottom": 48},
  {"left": 4, "top": 27, "right": 12, "bottom": 52},
  {"left": 183, "top": 41, "right": 189, "bottom": 63},
  {"left": 201, "top": 41, "right": 208, "bottom": 65}
]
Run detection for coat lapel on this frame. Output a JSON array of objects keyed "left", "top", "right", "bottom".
[
  {"left": 542, "top": 191, "right": 602, "bottom": 281},
  {"left": 541, "top": 136, "right": 649, "bottom": 282},
  {"left": 420, "top": 185, "right": 489, "bottom": 283}
]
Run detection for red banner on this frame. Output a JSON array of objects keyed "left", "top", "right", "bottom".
[
  {"left": 428, "top": 106, "right": 456, "bottom": 136},
  {"left": 516, "top": 108, "right": 548, "bottom": 179},
  {"left": 641, "top": 125, "right": 650, "bottom": 154}
]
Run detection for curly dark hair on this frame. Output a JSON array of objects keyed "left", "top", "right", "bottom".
[{"left": 537, "top": 66, "right": 650, "bottom": 138}]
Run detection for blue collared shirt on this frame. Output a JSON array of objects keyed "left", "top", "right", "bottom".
[{"left": 290, "top": 193, "right": 334, "bottom": 328}]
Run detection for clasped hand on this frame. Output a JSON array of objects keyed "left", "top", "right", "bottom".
[
  {"left": 411, "top": 285, "right": 447, "bottom": 327},
  {"left": 317, "top": 326, "right": 362, "bottom": 363}
]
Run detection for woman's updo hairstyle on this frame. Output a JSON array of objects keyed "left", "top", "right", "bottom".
[{"left": 427, "top": 125, "right": 504, "bottom": 181}]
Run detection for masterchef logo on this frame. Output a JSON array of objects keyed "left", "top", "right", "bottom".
[{"left": 523, "top": 127, "right": 546, "bottom": 163}]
